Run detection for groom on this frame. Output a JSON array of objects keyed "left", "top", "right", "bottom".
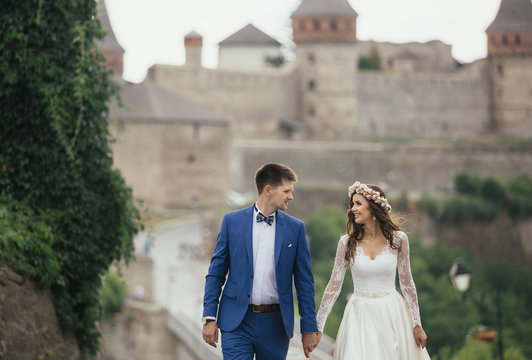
[{"left": 202, "top": 163, "right": 318, "bottom": 359}]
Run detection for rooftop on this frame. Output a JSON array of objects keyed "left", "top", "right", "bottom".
[
  {"left": 218, "top": 24, "right": 281, "bottom": 46},
  {"left": 486, "top": 0, "right": 532, "bottom": 33},
  {"left": 292, "top": 0, "right": 358, "bottom": 18}
]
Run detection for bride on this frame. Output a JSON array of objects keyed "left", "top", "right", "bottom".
[{"left": 316, "top": 181, "right": 430, "bottom": 359}]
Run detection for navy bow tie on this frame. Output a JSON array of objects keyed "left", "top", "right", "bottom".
[{"left": 256, "top": 212, "right": 274, "bottom": 226}]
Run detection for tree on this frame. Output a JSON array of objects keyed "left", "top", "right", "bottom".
[
  {"left": 358, "top": 46, "right": 382, "bottom": 70},
  {"left": 1, "top": 0, "right": 139, "bottom": 355}
]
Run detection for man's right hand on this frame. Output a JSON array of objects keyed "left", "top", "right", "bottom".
[
  {"left": 202, "top": 321, "right": 219, "bottom": 348},
  {"left": 317, "top": 331, "right": 323, "bottom": 344}
]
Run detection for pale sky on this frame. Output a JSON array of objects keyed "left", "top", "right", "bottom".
[{"left": 104, "top": 0, "right": 504, "bottom": 83}]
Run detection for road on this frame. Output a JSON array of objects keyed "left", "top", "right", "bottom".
[{"left": 133, "top": 214, "right": 333, "bottom": 359}]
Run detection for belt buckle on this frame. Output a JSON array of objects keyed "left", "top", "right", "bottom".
[{"left": 252, "top": 305, "right": 260, "bottom": 313}]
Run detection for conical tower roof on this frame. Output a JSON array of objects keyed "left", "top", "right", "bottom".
[
  {"left": 292, "top": 0, "right": 358, "bottom": 18},
  {"left": 486, "top": 0, "right": 532, "bottom": 33},
  {"left": 95, "top": 1, "right": 124, "bottom": 53}
]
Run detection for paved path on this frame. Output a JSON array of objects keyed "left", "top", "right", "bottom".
[{"left": 134, "top": 214, "right": 333, "bottom": 359}]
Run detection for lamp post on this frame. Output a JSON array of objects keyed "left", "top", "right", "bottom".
[{"left": 449, "top": 259, "right": 504, "bottom": 360}]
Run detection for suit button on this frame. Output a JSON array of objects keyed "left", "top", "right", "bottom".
[
  {"left": 247, "top": 294, "right": 250, "bottom": 298},
  {"left": 251, "top": 275, "right": 254, "bottom": 279}
]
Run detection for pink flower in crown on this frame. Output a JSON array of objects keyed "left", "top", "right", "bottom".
[{"left": 372, "top": 194, "right": 378, "bottom": 200}]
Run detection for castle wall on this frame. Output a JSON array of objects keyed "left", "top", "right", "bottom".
[
  {"left": 230, "top": 138, "right": 532, "bottom": 197},
  {"left": 148, "top": 64, "right": 299, "bottom": 138},
  {"left": 356, "top": 40, "right": 456, "bottom": 73},
  {"left": 489, "top": 56, "right": 532, "bottom": 137},
  {"left": 111, "top": 119, "right": 230, "bottom": 209},
  {"left": 356, "top": 61, "right": 490, "bottom": 138}
]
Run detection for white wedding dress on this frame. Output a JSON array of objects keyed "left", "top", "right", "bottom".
[{"left": 317, "top": 231, "right": 431, "bottom": 359}]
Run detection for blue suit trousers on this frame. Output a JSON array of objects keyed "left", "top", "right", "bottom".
[{"left": 221, "top": 310, "right": 289, "bottom": 360}]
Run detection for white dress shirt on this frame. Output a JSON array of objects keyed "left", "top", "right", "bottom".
[{"left": 250, "top": 204, "right": 279, "bottom": 305}]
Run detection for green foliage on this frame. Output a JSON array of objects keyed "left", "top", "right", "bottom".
[
  {"left": 358, "top": 46, "right": 382, "bottom": 70},
  {"left": 101, "top": 272, "right": 128, "bottom": 319},
  {"left": 395, "top": 190, "right": 410, "bottom": 212},
  {"left": 507, "top": 174, "right": 532, "bottom": 218},
  {"left": 418, "top": 172, "right": 532, "bottom": 222},
  {"left": 0, "top": 196, "right": 61, "bottom": 286},
  {"left": 454, "top": 172, "right": 483, "bottom": 196},
  {"left": 451, "top": 339, "right": 494, "bottom": 360},
  {"left": 307, "top": 205, "right": 346, "bottom": 263},
  {"left": 1, "top": 0, "right": 140, "bottom": 355}
]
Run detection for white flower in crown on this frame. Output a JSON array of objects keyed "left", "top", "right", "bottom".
[{"left": 348, "top": 181, "right": 392, "bottom": 213}]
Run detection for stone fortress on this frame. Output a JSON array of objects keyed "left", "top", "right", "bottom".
[
  {"left": 147, "top": 0, "right": 532, "bottom": 140},
  {"left": 99, "top": 0, "right": 532, "bottom": 209}
]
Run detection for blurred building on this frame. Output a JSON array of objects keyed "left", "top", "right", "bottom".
[
  {"left": 97, "top": 1, "right": 229, "bottom": 209},
  {"left": 147, "top": 0, "right": 532, "bottom": 139}
]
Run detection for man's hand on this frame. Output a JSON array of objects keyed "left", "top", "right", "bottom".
[
  {"left": 413, "top": 325, "right": 427, "bottom": 349},
  {"left": 202, "top": 321, "right": 219, "bottom": 348},
  {"left": 317, "top": 331, "right": 322, "bottom": 344},
  {"left": 302, "top": 332, "right": 318, "bottom": 358}
]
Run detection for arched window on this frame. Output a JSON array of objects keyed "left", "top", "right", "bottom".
[
  {"left": 502, "top": 35, "right": 508, "bottom": 45},
  {"left": 516, "top": 34, "right": 521, "bottom": 45},
  {"left": 313, "top": 19, "right": 321, "bottom": 31},
  {"left": 299, "top": 20, "right": 305, "bottom": 31}
]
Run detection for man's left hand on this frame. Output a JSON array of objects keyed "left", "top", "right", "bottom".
[{"left": 302, "top": 332, "right": 318, "bottom": 358}]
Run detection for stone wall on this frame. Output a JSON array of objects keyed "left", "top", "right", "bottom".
[
  {"left": 0, "top": 267, "right": 80, "bottom": 360},
  {"left": 147, "top": 64, "right": 300, "bottom": 138},
  {"left": 230, "top": 138, "right": 532, "bottom": 197},
  {"left": 111, "top": 118, "right": 230, "bottom": 209},
  {"left": 100, "top": 301, "right": 188, "bottom": 360},
  {"left": 356, "top": 61, "right": 490, "bottom": 138}
]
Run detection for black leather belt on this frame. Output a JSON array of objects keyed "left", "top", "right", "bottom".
[{"left": 248, "top": 304, "right": 281, "bottom": 313}]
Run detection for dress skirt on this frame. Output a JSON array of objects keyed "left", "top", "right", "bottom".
[{"left": 333, "top": 288, "right": 431, "bottom": 360}]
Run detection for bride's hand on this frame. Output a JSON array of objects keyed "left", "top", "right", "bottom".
[{"left": 413, "top": 325, "right": 427, "bottom": 349}]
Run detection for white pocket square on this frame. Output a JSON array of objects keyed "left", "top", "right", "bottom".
[{"left": 288, "top": 244, "right": 292, "bottom": 248}]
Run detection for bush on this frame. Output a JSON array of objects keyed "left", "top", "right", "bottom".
[
  {"left": 454, "top": 172, "right": 483, "bottom": 196},
  {"left": 101, "top": 272, "right": 128, "bottom": 319},
  {"left": 0, "top": 196, "right": 61, "bottom": 286},
  {"left": 1, "top": 1, "right": 140, "bottom": 355}
]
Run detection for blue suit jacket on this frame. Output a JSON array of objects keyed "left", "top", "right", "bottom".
[{"left": 203, "top": 204, "right": 318, "bottom": 338}]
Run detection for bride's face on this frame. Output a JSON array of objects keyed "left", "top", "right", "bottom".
[{"left": 351, "top": 194, "right": 372, "bottom": 224}]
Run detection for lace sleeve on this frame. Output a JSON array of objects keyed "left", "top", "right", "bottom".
[
  {"left": 316, "top": 235, "right": 349, "bottom": 332},
  {"left": 396, "top": 231, "right": 422, "bottom": 328}
]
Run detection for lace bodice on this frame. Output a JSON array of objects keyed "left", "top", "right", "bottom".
[{"left": 316, "top": 231, "right": 422, "bottom": 332}]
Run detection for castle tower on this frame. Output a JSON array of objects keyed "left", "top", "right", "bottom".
[
  {"left": 96, "top": 1, "right": 124, "bottom": 76},
  {"left": 184, "top": 31, "right": 203, "bottom": 67},
  {"left": 486, "top": 0, "right": 532, "bottom": 56},
  {"left": 292, "top": 0, "right": 359, "bottom": 138},
  {"left": 486, "top": 0, "right": 532, "bottom": 136}
]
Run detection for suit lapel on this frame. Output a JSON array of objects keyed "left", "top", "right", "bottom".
[
  {"left": 274, "top": 210, "right": 285, "bottom": 266},
  {"left": 244, "top": 204, "right": 254, "bottom": 271}
]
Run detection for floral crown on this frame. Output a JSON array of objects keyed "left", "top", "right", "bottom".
[{"left": 348, "top": 181, "right": 392, "bottom": 213}]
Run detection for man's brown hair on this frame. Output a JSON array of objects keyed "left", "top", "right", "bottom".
[{"left": 254, "top": 163, "right": 297, "bottom": 194}]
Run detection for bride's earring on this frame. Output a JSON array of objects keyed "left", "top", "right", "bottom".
[{"left": 372, "top": 215, "right": 376, "bottom": 221}]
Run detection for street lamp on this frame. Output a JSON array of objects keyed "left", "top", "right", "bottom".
[
  {"left": 449, "top": 259, "right": 504, "bottom": 360},
  {"left": 449, "top": 258, "right": 471, "bottom": 294}
]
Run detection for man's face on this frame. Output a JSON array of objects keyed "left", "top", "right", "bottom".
[{"left": 268, "top": 179, "right": 294, "bottom": 211}]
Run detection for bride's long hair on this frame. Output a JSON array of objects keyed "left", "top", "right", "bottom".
[{"left": 344, "top": 184, "right": 401, "bottom": 263}]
